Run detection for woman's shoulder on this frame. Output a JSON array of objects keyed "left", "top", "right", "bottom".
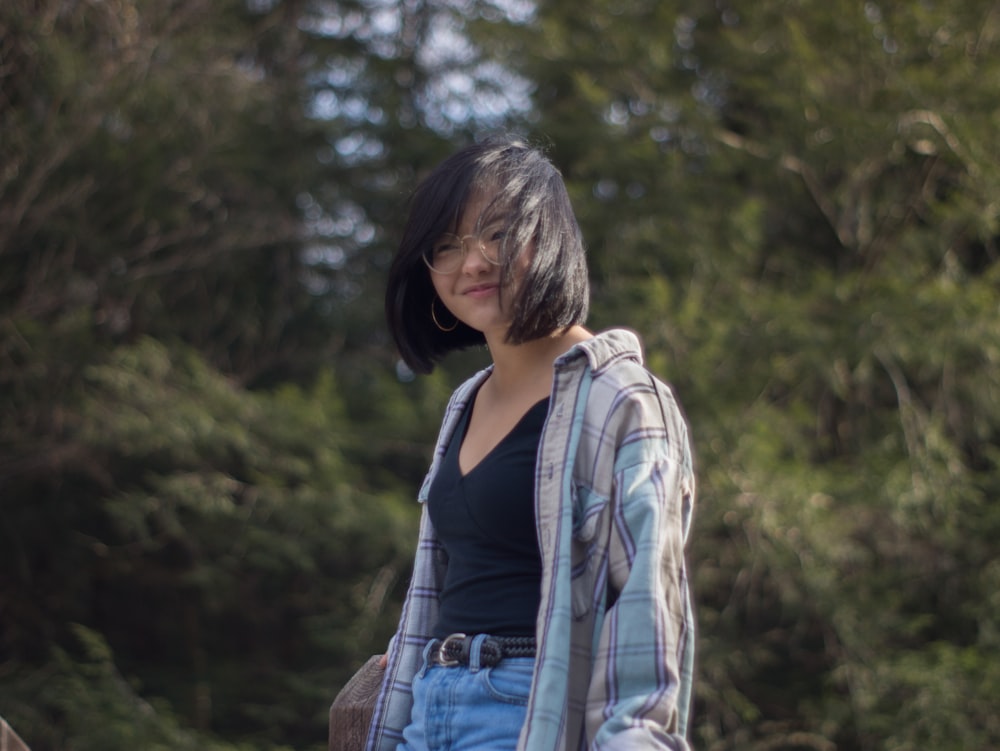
[
  {"left": 575, "top": 330, "right": 673, "bottom": 396},
  {"left": 588, "top": 359, "right": 681, "bottom": 418},
  {"left": 579, "top": 336, "right": 688, "bottom": 438},
  {"left": 563, "top": 328, "right": 643, "bottom": 374},
  {"left": 448, "top": 365, "right": 493, "bottom": 402},
  {"left": 434, "top": 366, "right": 493, "bottom": 436}
]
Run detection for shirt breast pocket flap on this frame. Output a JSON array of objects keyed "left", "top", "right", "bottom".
[
  {"left": 571, "top": 486, "right": 606, "bottom": 543},
  {"left": 570, "top": 486, "right": 607, "bottom": 620}
]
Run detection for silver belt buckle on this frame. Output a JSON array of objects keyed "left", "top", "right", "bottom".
[{"left": 437, "top": 633, "right": 467, "bottom": 667}]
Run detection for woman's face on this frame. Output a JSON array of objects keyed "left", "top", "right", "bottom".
[{"left": 428, "top": 191, "right": 531, "bottom": 340}]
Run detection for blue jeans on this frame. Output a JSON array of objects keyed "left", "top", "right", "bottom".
[{"left": 396, "top": 634, "right": 534, "bottom": 751}]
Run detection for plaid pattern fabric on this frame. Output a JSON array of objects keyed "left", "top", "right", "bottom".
[{"left": 365, "top": 329, "right": 695, "bottom": 751}]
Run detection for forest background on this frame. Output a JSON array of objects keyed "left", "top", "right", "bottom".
[{"left": 2, "top": 1, "right": 999, "bottom": 750}]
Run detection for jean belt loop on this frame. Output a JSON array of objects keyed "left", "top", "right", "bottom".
[
  {"left": 468, "top": 633, "right": 489, "bottom": 673},
  {"left": 418, "top": 638, "right": 438, "bottom": 678}
]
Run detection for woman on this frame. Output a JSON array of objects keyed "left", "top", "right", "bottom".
[{"left": 367, "top": 136, "right": 696, "bottom": 750}]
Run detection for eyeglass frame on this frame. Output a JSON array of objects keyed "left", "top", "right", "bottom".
[{"left": 421, "top": 223, "right": 507, "bottom": 274}]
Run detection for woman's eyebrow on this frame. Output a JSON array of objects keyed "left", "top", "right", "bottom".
[{"left": 477, "top": 212, "right": 510, "bottom": 229}]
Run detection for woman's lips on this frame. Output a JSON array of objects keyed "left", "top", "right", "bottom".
[{"left": 462, "top": 283, "right": 499, "bottom": 298}]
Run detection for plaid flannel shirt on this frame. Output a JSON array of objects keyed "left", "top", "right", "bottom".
[{"left": 366, "top": 329, "right": 696, "bottom": 750}]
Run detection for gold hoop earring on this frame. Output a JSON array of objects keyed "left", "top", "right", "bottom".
[{"left": 431, "top": 296, "right": 458, "bottom": 332}]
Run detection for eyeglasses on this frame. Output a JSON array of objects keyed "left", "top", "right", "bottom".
[{"left": 422, "top": 224, "right": 506, "bottom": 274}]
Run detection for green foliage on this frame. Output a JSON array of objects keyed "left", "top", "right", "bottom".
[
  {"left": 3, "top": 335, "right": 417, "bottom": 749},
  {"left": 0, "top": 1, "right": 427, "bottom": 747},
  {"left": 0, "top": 625, "right": 259, "bottom": 751},
  {"left": 75, "top": 338, "right": 415, "bottom": 748},
  {"left": 0, "top": 0, "right": 338, "bottom": 386}
]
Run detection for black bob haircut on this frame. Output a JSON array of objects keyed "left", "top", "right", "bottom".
[{"left": 386, "top": 135, "right": 590, "bottom": 374}]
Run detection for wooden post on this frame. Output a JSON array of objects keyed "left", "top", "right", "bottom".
[
  {"left": 328, "top": 655, "right": 384, "bottom": 751},
  {"left": 1, "top": 717, "right": 31, "bottom": 751}
]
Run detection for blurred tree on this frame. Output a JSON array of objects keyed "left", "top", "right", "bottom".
[
  {"left": 0, "top": 0, "right": 332, "bottom": 386},
  {"left": 0, "top": 0, "right": 417, "bottom": 748}
]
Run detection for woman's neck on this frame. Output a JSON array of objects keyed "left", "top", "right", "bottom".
[{"left": 483, "top": 325, "right": 592, "bottom": 401}]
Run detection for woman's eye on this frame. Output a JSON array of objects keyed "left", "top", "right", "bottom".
[
  {"left": 485, "top": 227, "right": 507, "bottom": 243},
  {"left": 433, "top": 241, "right": 460, "bottom": 256}
]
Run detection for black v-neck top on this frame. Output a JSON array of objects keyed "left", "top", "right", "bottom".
[{"left": 427, "top": 396, "right": 549, "bottom": 638}]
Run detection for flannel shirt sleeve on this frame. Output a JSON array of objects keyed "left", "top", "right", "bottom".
[{"left": 586, "top": 394, "right": 695, "bottom": 750}]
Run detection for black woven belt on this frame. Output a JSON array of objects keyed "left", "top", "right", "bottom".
[{"left": 429, "top": 633, "right": 536, "bottom": 668}]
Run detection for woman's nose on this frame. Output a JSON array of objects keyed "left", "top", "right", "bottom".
[{"left": 459, "top": 238, "right": 489, "bottom": 274}]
